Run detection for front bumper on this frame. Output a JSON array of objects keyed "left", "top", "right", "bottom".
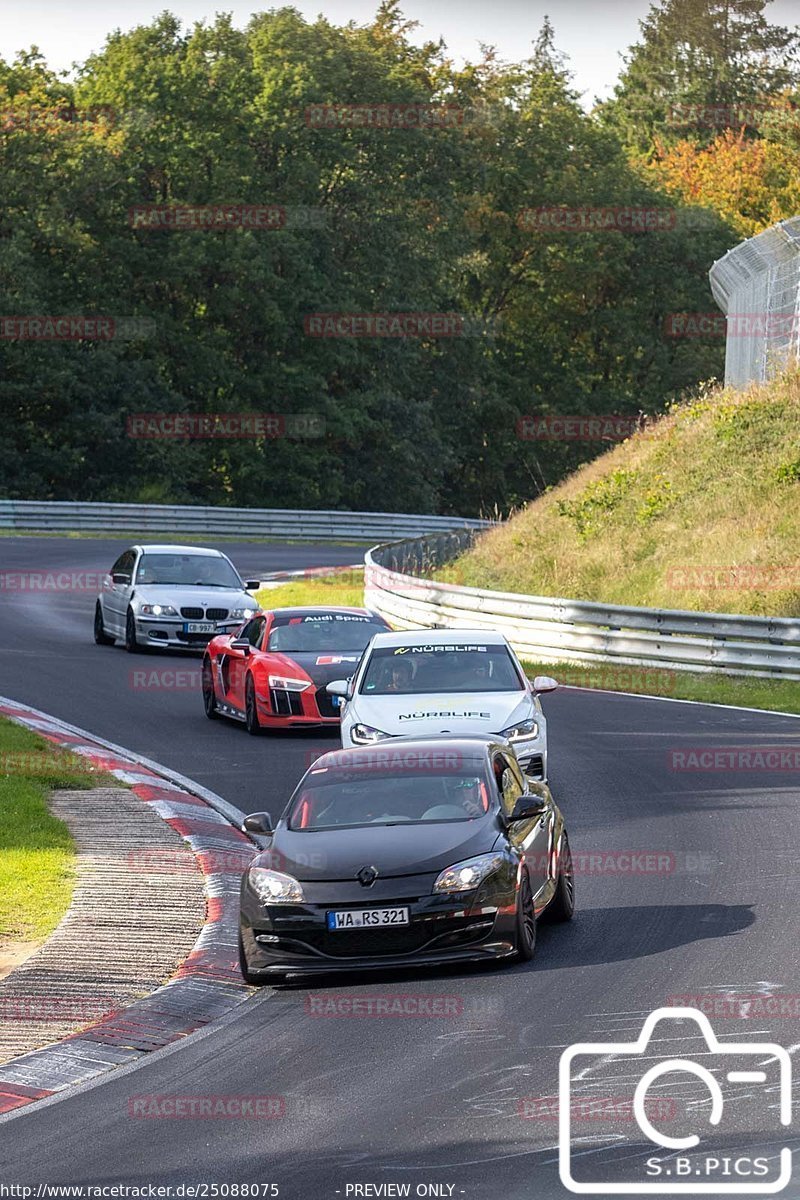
[
  {"left": 253, "top": 683, "right": 341, "bottom": 728},
  {"left": 136, "top": 616, "right": 242, "bottom": 649},
  {"left": 240, "top": 885, "right": 518, "bottom": 978}
]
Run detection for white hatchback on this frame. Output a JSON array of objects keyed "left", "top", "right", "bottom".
[{"left": 327, "top": 629, "right": 556, "bottom": 779}]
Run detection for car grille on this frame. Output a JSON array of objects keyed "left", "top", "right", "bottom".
[
  {"left": 286, "top": 915, "right": 492, "bottom": 959},
  {"left": 179, "top": 606, "right": 229, "bottom": 620},
  {"left": 270, "top": 687, "right": 304, "bottom": 717},
  {"left": 315, "top": 686, "right": 340, "bottom": 719},
  {"left": 176, "top": 631, "right": 214, "bottom": 643}
]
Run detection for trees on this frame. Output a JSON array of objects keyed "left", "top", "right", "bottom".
[
  {"left": 0, "top": 9, "right": 734, "bottom": 513},
  {"left": 600, "top": 0, "right": 799, "bottom": 154}
]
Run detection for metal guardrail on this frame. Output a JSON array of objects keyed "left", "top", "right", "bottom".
[
  {"left": 709, "top": 216, "right": 800, "bottom": 387},
  {"left": 364, "top": 533, "right": 800, "bottom": 680},
  {"left": 0, "top": 500, "right": 489, "bottom": 541}
]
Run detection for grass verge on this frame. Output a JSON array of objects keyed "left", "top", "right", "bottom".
[
  {"left": 0, "top": 718, "right": 114, "bottom": 945},
  {"left": 254, "top": 571, "right": 365, "bottom": 610}
]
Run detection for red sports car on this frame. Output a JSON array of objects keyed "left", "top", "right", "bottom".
[{"left": 202, "top": 606, "right": 391, "bottom": 733}]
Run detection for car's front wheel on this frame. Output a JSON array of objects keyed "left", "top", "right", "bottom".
[
  {"left": 94, "top": 602, "right": 114, "bottom": 646},
  {"left": 124, "top": 608, "right": 142, "bottom": 653},
  {"left": 244, "top": 675, "right": 261, "bottom": 735},
  {"left": 202, "top": 659, "right": 219, "bottom": 720},
  {"left": 546, "top": 832, "right": 575, "bottom": 922},
  {"left": 515, "top": 871, "right": 537, "bottom": 961}
]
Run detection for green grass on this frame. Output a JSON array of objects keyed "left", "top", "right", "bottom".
[
  {"left": 439, "top": 370, "right": 800, "bottom": 618},
  {"left": 523, "top": 660, "right": 800, "bottom": 714},
  {"left": 254, "top": 571, "right": 366, "bottom": 610},
  {"left": 0, "top": 718, "right": 113, "bottom": 944}
]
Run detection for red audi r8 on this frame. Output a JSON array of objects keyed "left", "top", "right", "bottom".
[{"left": 202, "top": 606, "right": 391, "bottom": 733}]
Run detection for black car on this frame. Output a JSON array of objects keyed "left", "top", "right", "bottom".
[{"left": 238, "top": 735, "right": 574, "bottom": 981}]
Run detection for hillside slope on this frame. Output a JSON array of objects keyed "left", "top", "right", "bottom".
[{"left": 439, "top": 370, "right": 800, "bottom": 617}]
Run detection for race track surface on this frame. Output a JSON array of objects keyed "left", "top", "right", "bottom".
[{"left": 1, "top": 536, "right": 799, "bottom": 1199}]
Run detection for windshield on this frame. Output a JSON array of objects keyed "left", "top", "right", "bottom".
[
  {"left": 267, "top": 612, "right": 385, "bottom": 653},
  {"left": 359, "top": 643, "right": 523, "bottom": 695},
  {"left": 288, "top": 768, "right": 490, "bottom": 830},
  {"left": 135, "top": 553, "right": 241, "bottom": 588}
]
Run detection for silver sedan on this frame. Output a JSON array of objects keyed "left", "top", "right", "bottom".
[{"left": 93, "top": 544, "right": 262, "bottom": 652}]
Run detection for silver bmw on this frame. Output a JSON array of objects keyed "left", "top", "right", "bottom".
[{"left": 93, "top": 544, "right": 262, "bottom": 652}]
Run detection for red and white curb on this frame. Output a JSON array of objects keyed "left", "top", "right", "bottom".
[{"left": 0, "top": 697, "right": 257, "bottom": 1116}]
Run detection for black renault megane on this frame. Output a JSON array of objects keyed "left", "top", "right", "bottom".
[{"left": 238, "top": 735, "right": 574, "bottom": 981}]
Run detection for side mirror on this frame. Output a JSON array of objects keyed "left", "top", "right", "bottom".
[
  {"left": 111, "top": 573, "right": 130, "bottom": 585},
  {"left": 507, "top": 795, "right": 548, "bottom": 823},
  {"left": 242, "top": 811, "right": 273, "bottom": 836},
  {"left": 245, "top": 580, "right": 261, "bottom": 591},
  {"left": 326, "top": 678, "right": 351, "bottom": 699},
  {"left": 532, "top": 675, "right": 558, "bottom": 693},
  {"left": 231, "top": 638, "right": 252, "bottom": 654}
]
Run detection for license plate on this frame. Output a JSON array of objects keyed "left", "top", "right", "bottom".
[
  {"left": 184, "top": 621, "right": 215, "bottom": 634},
  {"left": 326, "top": 907, "right": 409, "bottom": 931},
  {"left": 330, "top": 694, "right": 343, "bottom": 709}
]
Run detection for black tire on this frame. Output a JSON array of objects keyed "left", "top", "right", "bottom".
[
  {"left": 124, "top": 608, "right": 142, "bottom": 654},
  {"left": 244, "top": 675, "right": 261, "bottom": 735},
  {"left": 93, "top": 602, "right": 114, "bottom": 646},
  {"left": 546, "top": 832, "right": 576, "bottom": 922},
  {"left": 515, "top": 871, "right": 537, "bottom": 962},
  {"left": 202, "top": 658, "right": 219, "bottom": 720},
  {"left": 238, "top": 929, "right": 268, "bottom": 986}
]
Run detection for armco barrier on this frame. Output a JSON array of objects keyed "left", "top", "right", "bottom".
[
  {"left": 0, "top": 500, "right": 489, "bottom": 541},
  {"left": 364, "top": 533, "right": 800, "bottom": 680}
]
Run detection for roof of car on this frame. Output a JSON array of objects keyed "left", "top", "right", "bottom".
[
  {"left": 365, "top": 628, "right": 508, "bottom": 648},
  {"left": 270, "top": 606, "right": 378, "bottom": 618},
  {"left": 137, "top": 544, "right": 225, "bottom": 556}
]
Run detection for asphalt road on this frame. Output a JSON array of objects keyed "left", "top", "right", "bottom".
[{"left": 1, "top": 535, "right": 800, "bottom": 1199}]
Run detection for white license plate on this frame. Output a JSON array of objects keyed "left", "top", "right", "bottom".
[
  {"left": 184, "top": 621, "right": 215, "bottom": 634},
  {"left": 326, "top": 907, "right": 409, "bottom": 931}
]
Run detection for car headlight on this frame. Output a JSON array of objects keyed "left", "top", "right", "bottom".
[
  {"left": 500, "top": 718, "right": 539, "bottom": 740},
  {"left": 139, "top": 604, "right": 177, "bottom": 616},
  {"left": 433, "top": 853, "right": 506, "bottom": 894},
  {"left": 351, "top": 723, "right": 392, "bottom": 744},
  {"left": 248, "top": 866, "right": 305, "bottom": 904},
  {"left": 230, "top": 607, "right": 255, "bottom": 620},
  {"left": 269, "top": 675, "right": 311, "bottom": 692}
]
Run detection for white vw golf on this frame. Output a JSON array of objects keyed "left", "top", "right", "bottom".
[{"left": 326, "top": 629, "right": 556, "bottom": 779}]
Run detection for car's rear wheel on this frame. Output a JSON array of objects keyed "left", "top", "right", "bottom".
[
  {"left": 124, "top": 608, "right": 142, "bottom": 653},
  {"left": 546, "top": 832, "right": 575, "bottom": 922},
  {"left": 238, "top": 928, "right": 268, "bottom": 986},
  {"left": 202, "top": 659, "right": 219, "bottom": 720},
  {"left": 94, "top": 602, "right": 114, "bottom": 646},
  {"left": 515, "top": 871, "right": 537, "bottom": 961},
  {"left": 244, "top": 675, "right": 261, "bottom": 735}
]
